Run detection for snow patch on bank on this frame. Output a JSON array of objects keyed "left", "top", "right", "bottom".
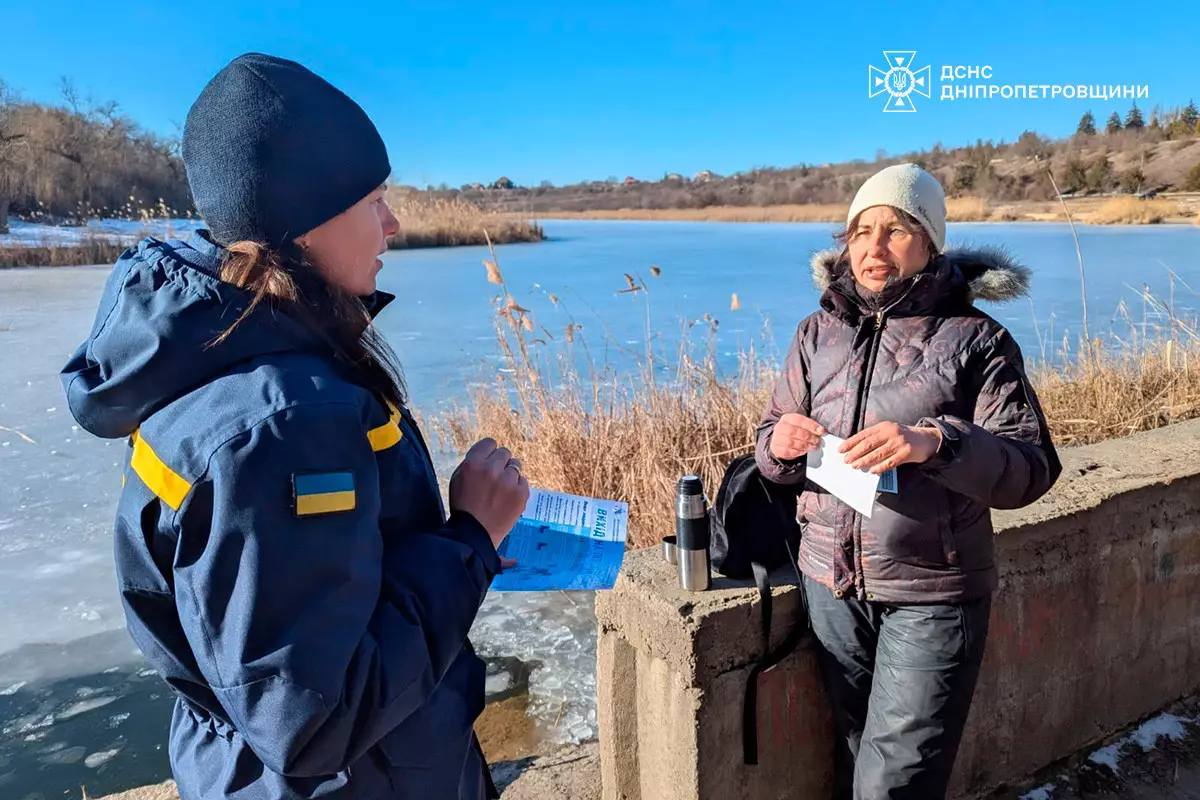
[
  {"left": 1087, "top": 712, "right": 1195, "bottom": 775},
  {"left": 1019, "top": 784, "right": 1057, "bottom": 800}
]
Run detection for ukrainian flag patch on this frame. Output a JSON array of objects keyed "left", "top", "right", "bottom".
[{"left": 293, "top": 471, "right": 357, "bottom": 517}]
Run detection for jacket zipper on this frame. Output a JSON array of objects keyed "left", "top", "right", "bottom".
[{"left": 847, "top": 280, "right": 922, "bottom": 598}]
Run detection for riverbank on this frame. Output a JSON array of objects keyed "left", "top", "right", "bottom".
[
  {"left": 89, "top": 742, "right": 602, "bottom": 800},
  {"left": 90, "top": 692, "right": 1200, "bottom": 799},
  {"left": 536, "top": 194, "right": 1200, "bottom": 226}
]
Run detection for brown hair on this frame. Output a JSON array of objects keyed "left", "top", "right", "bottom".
[
  {"left": 832, "top": 206, "right": 935, "bottom": 265},
  {"left": 210, "top": 240, "right": 406, "bottom": 408}
]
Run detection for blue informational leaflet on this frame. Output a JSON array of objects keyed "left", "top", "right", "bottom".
[{"left": 491, "top": 488, "right": 629, "bottom": 591}]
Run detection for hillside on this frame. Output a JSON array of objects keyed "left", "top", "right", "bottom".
[{"left": 448, "top": 105, "right": 1200, "bottom": 216}]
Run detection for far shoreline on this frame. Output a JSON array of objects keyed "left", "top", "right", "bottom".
[
  {"left": 527, "top": 193, "right": 1200, "bottom": 226},
  {"left": 0, "top": 223, "right": 546, "bottom": 270}
]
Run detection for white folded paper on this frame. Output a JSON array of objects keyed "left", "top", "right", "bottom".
[{"left": 804, "top": 434, "right": 880, "bottom": 518}]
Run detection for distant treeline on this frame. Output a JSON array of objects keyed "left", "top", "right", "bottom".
[
  {"left": 441, "top": 102, "right": 1200, "bottom": 214},
  {"left": 4, "top": 81, "right": 1200, "bottom": 237},
  {"left": 0, "top": 80, "right": 193, "bottom": 233}
]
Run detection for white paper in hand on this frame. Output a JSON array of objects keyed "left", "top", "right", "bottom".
[{"left": 805, "top": 434, "right": 880, "bottom": 518}]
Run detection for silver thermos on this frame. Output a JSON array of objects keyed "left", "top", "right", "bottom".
[{"left": 675, "top": 475, "right": 711, "bottom": 591}]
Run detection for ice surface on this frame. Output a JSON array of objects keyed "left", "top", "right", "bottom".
[
  {"left": 40, "top": 744, "right": 86, "bottom": 765},
  {"left": 54, "top": 695, "right": 117, "bottom": 721},
  {"left": 0, "top": 218, "right": 202, "bottom": 248},
  {"left": 84, "top": 746, "right": 123, "bottom": 768},
  {"left": 470, "top": 589, "right": 599, "bottom": 744}
]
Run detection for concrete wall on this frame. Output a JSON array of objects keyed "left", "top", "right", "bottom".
[{"left": 596, "top": 419, "right": 1200, "bottom": 799}]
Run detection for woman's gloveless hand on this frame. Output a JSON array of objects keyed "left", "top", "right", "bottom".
[{"left": 449, "top": 438, "right": 530, "bottom": 551}]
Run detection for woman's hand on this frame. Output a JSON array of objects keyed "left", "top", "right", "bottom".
[
  {"left": 839, "top": 422, "right": 942, "bottom": 474},
  {"left": 769, "top": 413, "right": 826, "bottom": 460},
  {"left": 449, "top": 438, "right": 530, "bottom": 551}
]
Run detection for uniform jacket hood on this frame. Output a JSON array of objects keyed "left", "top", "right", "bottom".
[{"left": 61, "top": 230, "right": 392, "bottom": 439}]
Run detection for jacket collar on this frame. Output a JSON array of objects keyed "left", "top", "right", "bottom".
[{"left": 811, "top": 245, "right": 1032, "bottom": 323}]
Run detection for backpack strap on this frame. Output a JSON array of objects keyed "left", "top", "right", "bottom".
[{"left": 742, "top": 478, "right": 812, "bottom": 765}]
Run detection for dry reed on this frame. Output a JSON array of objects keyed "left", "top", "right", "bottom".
[
  {"left": 540, "top": 196, "right": 1032, "bottom": 224},
  {"left": 387, "top": 192, "right": 543, "bottom": 248},
  {"left": 945, "top": 196, "right": 990, "bottom": 221},
  {"left": 538, "top": 196, "right": 1200, "bottom": 226},
  {"left": 1034, "top": 340, "right": 1200, "bottom": 446},
  {"left": 541, "top": 205, "right": 846, "bottom": 223},
  {"left": 0, "top": 236, "right": 130, "bottom": 268},
  {"left": 1083, "top": 197, "right": 1185, "bottom": 225}
]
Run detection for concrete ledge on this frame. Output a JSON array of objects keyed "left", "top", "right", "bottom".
[{"left": 597, "top": 419, "right": 1200, "bottom": 799}]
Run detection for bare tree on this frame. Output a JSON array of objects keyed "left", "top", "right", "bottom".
[
  {"left": 0, "top": 80, "right": 191, "bottom": 223},
  {"left": 0, "top": 80, "right": 25, "bottom": 234}
]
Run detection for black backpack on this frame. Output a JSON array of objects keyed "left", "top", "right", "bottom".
[{"left": 710, "top": 453, "right": 813, "bottom": 765}]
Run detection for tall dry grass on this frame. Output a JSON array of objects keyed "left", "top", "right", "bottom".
[
  {"left": 1034, "top": 340, "right": 1200, "bottom": 446},
  {"left": 387, "top": 192, "right": 543, "bottom": 248},
  {"left": 1083, "top": 197, "right": 1186, "bottom": 224},
  {"left": 547, "top": 199, "right": 1000, "bottom": 224},
  {"left": 541, "top": 205, "right": 846, "bottom": 223},
  {"left": 434, "top": 238, "right": 1200, "bottom": 548},
  {"left": 0, "top": 235, "right": 130, "bottom": 268},
  {"left": 945, "top": 196, "right": 991, "bottom": 221},
  {"left": 536, "top": 195, "right": 1200, "bottom": 226},
  {"left": 537, "top": 196, "right": 1078, "bottom": 224}
]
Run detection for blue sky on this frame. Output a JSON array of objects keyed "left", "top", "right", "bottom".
[{"left": 2, "top": 1, "right": 1197, "bottom": 188}]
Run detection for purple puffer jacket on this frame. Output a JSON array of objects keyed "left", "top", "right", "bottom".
[{"left": 755, "top": 247, "right": 1061, "bottom": 603}]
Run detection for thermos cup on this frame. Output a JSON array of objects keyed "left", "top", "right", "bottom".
[{"left": 675, "top": 474, "right": 711, "bottom": 591}]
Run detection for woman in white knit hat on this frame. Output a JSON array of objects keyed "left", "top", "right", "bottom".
[{"left": 755, "top": 163, "right": 1060, "bottom": 798}]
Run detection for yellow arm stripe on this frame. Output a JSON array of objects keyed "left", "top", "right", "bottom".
[
  {"left": 130, "top": 430, "right": 193, "bottom": 511},
  {"left": 367, "top": 403, "right": 403, "bottom": 452},
  {"left": 295, "top": 490, "right": 357, "bottom": 516}
]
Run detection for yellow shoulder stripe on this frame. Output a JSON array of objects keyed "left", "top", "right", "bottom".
[
  {"left": 367, "top": 403, "right": 403, "bottom": 452},
  {"left": 129, "top": 430, "right": 193, "bottom": 511}
]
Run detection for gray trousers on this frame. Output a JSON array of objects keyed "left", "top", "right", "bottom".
[{"left": 801, "top": 575, "right": 991, "bottom": 800}]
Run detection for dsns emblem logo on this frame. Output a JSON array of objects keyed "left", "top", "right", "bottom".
[{"left": 868, "top": 51, "right": 930, "bottom": 113}]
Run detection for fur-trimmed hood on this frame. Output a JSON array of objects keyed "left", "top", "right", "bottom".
[{"left": 809, "top": 245, "right": 1031, "bottom": 303}]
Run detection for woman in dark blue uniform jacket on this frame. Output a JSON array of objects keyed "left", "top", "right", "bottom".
[{"left": 61, "top": 53, "right": 528, "bottom": 799}]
